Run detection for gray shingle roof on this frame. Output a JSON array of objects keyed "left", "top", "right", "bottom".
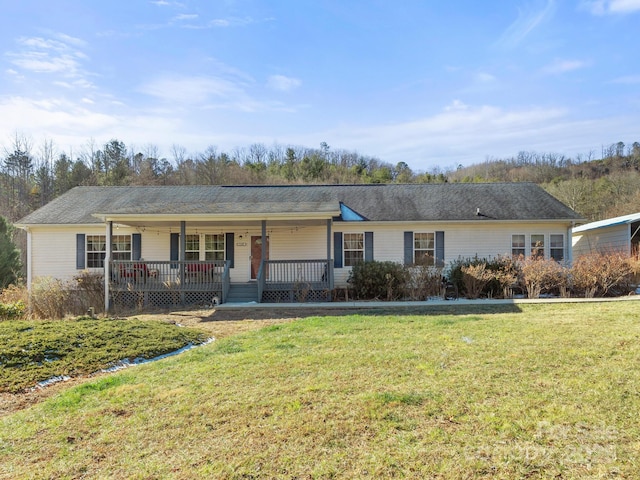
[{"left": 16, "top": 183, "right": 583, "bottom": 225}]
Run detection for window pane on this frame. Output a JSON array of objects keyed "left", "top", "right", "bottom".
[
  {"left": 112, "top": 235, "right": 131, "bottom": 252},
  {"left": 512, "top": 234, "right": 525, "bottom": 248},
  {"left": 344, "top": 233, "right": 364, "bottom": 267},
  {"left": 550, "top": 234, "right": 564, "bottom": 248},
  {"left": 531, "top": 234, "right": 544, "bottom": 258},
  {"left": 185, "top": 235, "right": 199, "bottom": 251},
  {"left": 414, "top": 232, "right": 434, "bottom": 249}
]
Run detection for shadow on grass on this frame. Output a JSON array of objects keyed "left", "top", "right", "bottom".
[{"left": 204, "top": 302, "right": 523, "bottom": 322}]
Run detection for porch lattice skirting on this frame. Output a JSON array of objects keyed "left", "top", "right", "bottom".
[{"left": 109, "top": 259, "right": 333, "bottom": 308}]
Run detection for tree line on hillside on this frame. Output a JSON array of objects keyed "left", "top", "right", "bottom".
[
  {"left": 449, "top": 142, "right": 640, "bottom": 221},
  {"left": 0, "top": 135, "right": 447, "bottom": 224},
  {"left": 2, "top": 134, "right": 640, "bottom": 227}
]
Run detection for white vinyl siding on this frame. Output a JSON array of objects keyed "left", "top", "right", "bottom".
[{"left": 26, "top": 221, "right": 572, "bottom": 289}]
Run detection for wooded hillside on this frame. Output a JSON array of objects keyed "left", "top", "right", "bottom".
[{"left": 2, "top": 134, "right": 639, "bottom": 225}]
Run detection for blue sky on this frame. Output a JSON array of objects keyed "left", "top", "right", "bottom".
[{"left": 1, "top": 0, "right": 639, "bottom": 171}]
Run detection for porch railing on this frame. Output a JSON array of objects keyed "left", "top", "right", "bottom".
[
  {"left": 257, "top": 259, "right": 333, "bottom": 302},
  {"left": 109, "top": 260, "right": 230, "bottom": 304}
]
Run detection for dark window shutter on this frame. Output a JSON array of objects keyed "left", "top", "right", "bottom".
[
  {"left": 225, "top": 233, "right": 234, "bottom": 268},
  {"left": 436, "top": 231, "right": 445, "bottom": 267},
  {"left": 404, "top": 231, "right": 413, "bottom": 265},
  {"left": 76, "top": 234, "right": 85, "bottom": 269},
  {"left": 333, "top": 232, "right": 343, "bottom": 268},
  {"left": 170, "top": 232, "right": 179, "bottom": 269},
  {"left": 365, "top": 231, "right": 374, "bottom": 262},
  {"left": 132, "top": 233, "right": 142, "bottom": 260}
]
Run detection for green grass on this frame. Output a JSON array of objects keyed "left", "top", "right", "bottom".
[
  {"left": 1, "top": 302, "right": 640, "bottom": 479},
  {"left": 0, "top": 317, "right": 209, "bottom": 393}
]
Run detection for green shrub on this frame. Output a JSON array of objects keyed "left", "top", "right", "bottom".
[
  {"left": 0, "top": 300, "right": 25, "bottom": 320},
  {"left": 348, "top": 261, "right": 408, "bottom": 300}
]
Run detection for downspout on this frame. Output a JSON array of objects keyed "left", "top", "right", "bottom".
[
  {"left": 567, "top": 221, "right": 575, "bottom": 264},
  {"left": 104, "top": 221, "right": 112, "bottom": 312},
  {"left": 25, "top": 227, "right": 32, "bottom": 291},
  {"left": 25, "top": 227, "right": 33, "bottom": 318}
]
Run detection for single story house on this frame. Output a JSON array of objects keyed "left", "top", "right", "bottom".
[
  {"left": 572, "top": 212, "right": 640, "bottom": 258},
  {"left": 16, "top": 183, "right": 582, "bottom": 309}
]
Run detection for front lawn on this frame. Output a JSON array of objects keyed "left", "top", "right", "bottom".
[
  {"left": 0, "top": 317, "right": 209, "bottom": 393},
  {"left": 1, "top": 302, "right": 639, "bottom": 478}
]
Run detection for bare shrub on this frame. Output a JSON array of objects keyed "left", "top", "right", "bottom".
[
  {"left": 0, "top": 283, "right": 28, "bottom": 305},
  {"left": 30, "top": 277, "right": 71, "bottom": 319},
  {"left": 403, "top": 260, "right": 443, "bottom": 300},
  {"left": 461, "top": 264, "right": 493, "bottom": 299},
  {"left": 571, "top": 251, "right": 635, "bottom": 297},
  {"left": 74, "top": 271, "right": 105, "bottom": 314},
  {"left": 518, "top": 257, "right": 568, "bottom": 299}
]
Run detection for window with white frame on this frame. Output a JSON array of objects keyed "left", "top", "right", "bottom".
[
  {"left": 205, "top": 234, "right": 225, "bottom": 261},
  {"left": 512, "top": 234, "right": 526, "bottom": 258},
  {"left": 414, "top": 232, "right": 435, "bottom": 265},
  {"left": 531, "top": 234, "right": 545, "bottom": 258},
  {"left": 184, "top": 233, "right": 225, "bottom": 261},
  {"left": 550, "top": 234, "right": 564, "bottom": 261},
  {"left": 87, "top": 235, "right": 131, "bottom": 268},
  {"left": 344, "top": 233, "right": 364, "bottom": 266},
  {"left": 185, "top": 234, "right": 200, "bottom": 261}
]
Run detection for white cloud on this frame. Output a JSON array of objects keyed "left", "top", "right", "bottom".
[
  {"left": 6, "top": 34, "right": 92, "bottom": 85},
  {"left": 267, "top": 75, "right": 302, "bottom": 92},
  {"left": 497, "top": 0, "right": 556, "bottom": 48},
  {"left": 611, "top": 74, "right": 640, "bottom": 84},
  {"left": 173, "top": 13, "right": 198, "bottom": 21},
  {"left": 474, "top": 72, "right": 496, "bottom": 83},
  {"left": 541, "top": 59, "right": 590, "bottom": 74},
  {"left": 584, "top": 0, "right": 640, "bottom": 14},
  {"left": 140, "top": 75, "right": 248, "bottom": 104}
]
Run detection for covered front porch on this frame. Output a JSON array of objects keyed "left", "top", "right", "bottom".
[{"left": 103, "top": 217, "right": 336, "bottom": 310}]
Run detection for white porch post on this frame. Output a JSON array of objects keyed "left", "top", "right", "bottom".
[
  {"left": 326, "top": 219, "right": 333, "bottom": 290},
  {"left": 261, "top": 220, "right": 267, "bottom": 263},
  {"left": 180, "top": 221, "right": 186, "bottom": 305},
  {"left": 104, "top": 221, "right": 113, "bottom": 312}
]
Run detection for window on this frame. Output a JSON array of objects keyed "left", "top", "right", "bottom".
[
  {"left": 87, "top": 235, "right": 106, "bottom": 268},
  {"left": 344, "top": 233, "right": 364, "bottom": 266},
  {"left": 205, "top": 234, "right": 225, "bottom": 261},
  {"left": 512, "top": 234, "right": 525, "bottom": 258},
  {"left": 184, "top": 233, "right": 225, "bottom": 261},
  {"left": 414, "top": 232, "right": 435, "bottom": 265},
  {"left": 550, "top": 234, "right": 564, "bottom": 261},
  {"left": 111, "top": 235, "right": 131, "bottom": 261},
  {"left": 531, "top": 234, "right": 545, "bottom": 258},
  {"left": 87, "top": 235, "right": 131, "bottom": 268},
  {"left": 185, "top": 234, "right": 200, "bottom": 261}
]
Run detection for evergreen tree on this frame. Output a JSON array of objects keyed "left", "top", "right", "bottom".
[{"left": 0, "top": 216, "right": 21, "bottom": 289}]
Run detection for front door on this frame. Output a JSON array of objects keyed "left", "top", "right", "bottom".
[{"left": 250, "top": 236, "right": 269, "bottom": 280}]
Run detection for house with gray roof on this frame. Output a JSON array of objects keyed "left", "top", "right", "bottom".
[{"left": 16, "top": 183, "right": 582, "bottom": 309}]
